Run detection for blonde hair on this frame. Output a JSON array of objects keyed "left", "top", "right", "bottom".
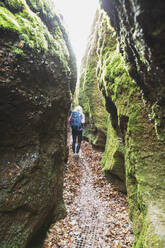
[{"left": 74, "top": 105, "right": 83, "bottom": 113}]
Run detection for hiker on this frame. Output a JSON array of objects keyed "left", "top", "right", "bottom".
[{"left": 69, "top": 105, "right": 85, "bottom": 155}]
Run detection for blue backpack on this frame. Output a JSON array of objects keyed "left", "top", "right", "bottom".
[{"left": 70, "top": 111, "right": 82, "bottom": 130}]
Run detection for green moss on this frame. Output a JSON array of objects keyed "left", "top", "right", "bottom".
[
  {"left": 104, "top": 51, "right": 136, "bottom": 102},
  {"left": 10, "top": 45, "right": 25, "bottom": 55},
  {"left": 151, "top": 103, "right": 165, "bottom": 142},
  {"left": 97, "top": 12, "right": 139, "bottom": 182},
  {"left": 133, "top": 203, "right": 165, "bottom": 248},
  {"left": 77, "top": 10, "right": 110, "bottom": 148},
  {"left": 78, "top": 6, "right": 165, "bottom": 248},
  {"left": 93, "top": 9, "right": 165, "bottom": 247},
  {"left": 125, "top": 98, "right": 165, "bottom": 246},
  {"left": 0, "top": 1, "right": 70, "bottom": 69},
  {"left": 127, "top": 104, "right": 144, "bottom": 135},
  {"left": 1, "top": 224, "right": 29, "bottom": 248},
  {"left": 78, "top": 53, "right": 108, "bottom": 146},
  {"left": 5, "top": 0, "right": 24, "bottom": 11},
  {"left": 102, "top": 119, "right": 125, "bottom": 183},
  {"left": 0, "top": 2, "right": 5, "bottom": 8},
  {"left": 0, "top": 7, "right": 20, "bottom": 31}
]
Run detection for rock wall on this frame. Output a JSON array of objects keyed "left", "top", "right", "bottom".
[
  {"left": 0, "top": 0, "right": 76, "bottom": 247},
  {"left": 78, "top": 11, "right": 108, "bottom": 150},
  {"left": 101, "top": 0, "right": 165, "bottom": 142},
  {"left": 99, "top": 1, "right": 165, "bottom": 246},
  {"left": 79, "top": 2, "right": 165, "bottom": 247}
]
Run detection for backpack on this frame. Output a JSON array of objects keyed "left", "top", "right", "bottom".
[{"left": 70, "top": 111, "right": 82, "bottom": 130}]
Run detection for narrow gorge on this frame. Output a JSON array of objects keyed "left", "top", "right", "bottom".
[{"left": 0, "top": 0, "right": 165, "bottom": 247}]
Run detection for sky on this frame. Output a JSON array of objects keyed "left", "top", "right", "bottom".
[{"left": 54, "top": 0, "right": 100, "bottom": 74}]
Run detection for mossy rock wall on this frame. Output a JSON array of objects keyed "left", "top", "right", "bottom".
[
  {"left": 82, "top": 2, "right": 165, "bottom": 247},
  {"left": 100, "top": 0, "right": 165, "bottom": 246},
  {"left": 101, "top": 0, "right": 165, "bottom": 142},
  {"left": 0, "top": 0, "right": 77, "bottom": 247},
  {"left": 78, "top": 10, "right": 108, "bottom": 150}
]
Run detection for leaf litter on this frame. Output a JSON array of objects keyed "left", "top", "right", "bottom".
[{"left": 43, "top": 140, "right": 134, "bottom": 248}]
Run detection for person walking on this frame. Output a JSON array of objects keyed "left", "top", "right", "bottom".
[{"left": 69, "top": 105, "right": 85, "bottom": 156}]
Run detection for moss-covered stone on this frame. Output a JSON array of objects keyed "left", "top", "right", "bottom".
[
  {"left": 99, "top": 0, "right": 165, "bottom": 246},
  {"left": 100, "top": 0, "right": 165, "bottom": 143},
  {"left": 0, "top": 0, "right": 77, "bottom": 247},
  {"left": 0, "top": 0, "right": 77, "bottom": 77},
  {"left": 125, "top": 100, "right": 165, "bottom": 247},
  {"left": 102, "top": 121, "right": 126, "bottom": 192},
  {"left": 78, "top": 10, "right": 108, "bottom": 149},
  {"left": 79, "top": 3, "right": 165, "bottom": 246}
]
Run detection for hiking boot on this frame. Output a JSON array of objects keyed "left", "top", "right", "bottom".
[{"left": 73, "top": 153, "right": 79, "bottom": 160}]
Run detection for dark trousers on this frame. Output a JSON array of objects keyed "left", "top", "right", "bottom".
[{"left": 72, "top": 128, "right": 82, "bottom": 153}]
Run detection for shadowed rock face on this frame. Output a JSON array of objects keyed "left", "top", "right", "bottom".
[{"left": 0, "top": 0, "right": 76, "bottom": 247}]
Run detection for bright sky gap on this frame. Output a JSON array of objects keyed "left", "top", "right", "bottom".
[{"left": 54, "top": 0, "right": 100, "bottom": 76}]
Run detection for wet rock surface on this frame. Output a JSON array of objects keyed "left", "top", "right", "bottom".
[{"left": 44, "top": 141, "right": 133, "bottom": 247}]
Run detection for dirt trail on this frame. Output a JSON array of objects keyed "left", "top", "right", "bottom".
[{"left": 43, "top": 141, "right": 134, "bottom": 248}]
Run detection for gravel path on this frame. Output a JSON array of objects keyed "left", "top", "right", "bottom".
[
  {"left": 70, "top": 158, "right": 112, "bottom": 247},
  {"left": 44, "top": 142, "right": 134, "bottom": 248}
]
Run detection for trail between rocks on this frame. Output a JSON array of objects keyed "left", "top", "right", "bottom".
[
  {"left": 71, "top": 158, "right": 111, "bottom": 247},
  {"left": 44, "top": 141, "right": 134, "bottom": 248}
]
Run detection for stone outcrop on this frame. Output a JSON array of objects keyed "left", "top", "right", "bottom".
[
  {"left": 0, "top": 0, "right": 76, "bottom": 247},
  {"left": 79, "top": 1, "right": 165, "bottom": 247}
]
